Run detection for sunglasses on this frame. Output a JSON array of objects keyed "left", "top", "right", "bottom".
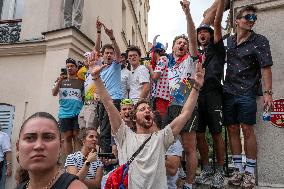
[
  {"left": 241, "top": 14, "right": 257, "bottom": 21},
  {"left": 121, "top": 99, "right": 133, "bottom": 106}
]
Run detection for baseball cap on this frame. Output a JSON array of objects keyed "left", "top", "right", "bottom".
[{"left": 197, "top": 24, "right": 214, "bottom": 34}]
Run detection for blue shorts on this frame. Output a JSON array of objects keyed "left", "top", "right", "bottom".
[{"left": 223, "top": 93, "right": 257, "bottom": 126}]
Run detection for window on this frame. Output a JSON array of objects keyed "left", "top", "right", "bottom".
[{"left": 0, "top": 0, "right": 24, "bottom": 20}]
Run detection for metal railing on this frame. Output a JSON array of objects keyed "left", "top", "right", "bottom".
[{"left": 0, "top": 19, "right": 22, "bottom": 43}]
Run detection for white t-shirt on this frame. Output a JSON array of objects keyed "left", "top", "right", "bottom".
[
  {"left": 129, "top": 65, "right": 150, "bottom": 103},
  {"left": 114, "top": 121, "right": 175, "bottom": 189},
  {"left": 121, "top": 68, "right": 131, "bottom": 99},
  {"left": 0, "top": 131, "right": 11, "bottom": 162},
  {"left": 168, "top": 54, "right": 197, "bottom": 106}
]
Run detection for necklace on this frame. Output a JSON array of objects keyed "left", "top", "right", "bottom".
[{"left": 26, "top": 168, "right": 61, "bottom": 189}]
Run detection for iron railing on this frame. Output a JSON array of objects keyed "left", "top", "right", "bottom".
[{"left": 0, "top": 19, "right": 22, "bottom": 43}]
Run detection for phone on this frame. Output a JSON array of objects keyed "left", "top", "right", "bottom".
[
  {"left": 97, "top": 153, "right": 116, "bottom": 159},
  {"left": 61, "top": 68, "right": 67, "bottom": 76}
]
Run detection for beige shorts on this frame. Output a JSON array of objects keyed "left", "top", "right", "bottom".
[{"left": 78, "top": 102, "right": 99, "bottom": 129}]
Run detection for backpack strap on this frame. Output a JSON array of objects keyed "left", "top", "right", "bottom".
[
  {"left": 127, "top": 134, "right": 152, "bottom": 164},
  {"left": 51, "top": 172, "right": 78, "bottom": 189}
]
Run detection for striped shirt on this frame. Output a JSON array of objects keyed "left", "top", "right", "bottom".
[{"left": 65, "top": 151, "right": 103, "bottom": 179}]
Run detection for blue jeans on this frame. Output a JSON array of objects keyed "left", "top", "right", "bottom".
[{"left": 223, "top": 93, "right": 257, "bottom": 126}]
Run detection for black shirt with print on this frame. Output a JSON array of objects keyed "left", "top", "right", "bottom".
[{"left": 224, "top": 31, "right": 273, "bottom": 96}]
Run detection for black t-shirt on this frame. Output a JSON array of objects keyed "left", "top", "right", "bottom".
[
  {"left": 199, "top": 39, "right": 226, "bottom": 93},
  {"left": 224, "top": 32, "right": 273, "bottom": 96}
]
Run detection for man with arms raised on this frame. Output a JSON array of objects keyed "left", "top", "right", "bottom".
[
  {"left": 90, "top": 49, "right": 204, "bottom": 189},
  {"left": 95, "top": 19, "right": 122, "bottom": 153},
  {"left": 194, "top": 0, "right": 226, "bottom": 188},
  {"left": 166, "top": 1, "right": 201, "bottom": 188}
]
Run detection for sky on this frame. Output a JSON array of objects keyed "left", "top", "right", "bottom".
[{"left": 148, "top": 0, "right": 229, "bottom": 52}]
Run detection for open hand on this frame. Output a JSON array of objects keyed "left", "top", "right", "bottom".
[
  {"left": 96, "top": 17, "right": 103, "bottom": 31},
  {"left": 191, "top": 62, "right": 205, "bottom": 89}
]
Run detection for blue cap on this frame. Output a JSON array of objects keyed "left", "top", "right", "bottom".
[{"left": 150, "top": 42, "right": 166, "bottom": 52}]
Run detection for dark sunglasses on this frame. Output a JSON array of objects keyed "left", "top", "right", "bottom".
[{"left": 241, "top": 14, "right": 257, "bottom": 21}]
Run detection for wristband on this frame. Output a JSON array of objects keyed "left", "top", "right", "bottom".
[
  {"left": 110, "top": 38, "right": 115, "bottom": 41},
  {"left": 6, "top": 162, "right": 12, "bottom": 165},
  {"left": 97, "top": 31, "right": 101, "bottom": 34},
  {"left": 192, "top": 85, "right": 200, "bottom": 92}
]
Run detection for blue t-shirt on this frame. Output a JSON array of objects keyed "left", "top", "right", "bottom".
[
  {"left": 100, "top": 61, "right": 122, "bottom": 99},
  {"left": 58, "top": 79, "right": 84, "bottom": 118}
]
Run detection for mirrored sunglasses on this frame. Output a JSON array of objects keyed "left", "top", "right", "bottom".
[{"left": 242, "top": 14, "right": 257, "bottom": 21}]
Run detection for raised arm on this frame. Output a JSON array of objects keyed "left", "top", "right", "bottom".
[
  {"left": 95, "top": 18, "right": 102, "bottom": 52},
  {"left": 181, "top": 0, "right": 198, "bottom": 56},
  {"left": 90, "top": 51, "right": 122, "bottom": 134},
  {"left": 104, "top": 26, "right": 121, "bottom": 62},
  {"left": 214, "top": 0, "right": 225, "bottom": 43},
  {"left": 170, "top": 62, "right": 205, "bottom": 136}
]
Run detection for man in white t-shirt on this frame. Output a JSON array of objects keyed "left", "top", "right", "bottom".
[
  {"left": 126, "top": 45, "right": 151, "bottom": 104},
  {"left": 90, "top": 49, "right": 204, "bottom": 189}
]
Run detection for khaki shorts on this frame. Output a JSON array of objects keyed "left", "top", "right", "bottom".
[{"left": 78, "top": 102, "right": 99, "bottom": 129}]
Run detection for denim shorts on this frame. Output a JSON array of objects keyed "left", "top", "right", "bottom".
[{"left": 223, "top": 93, "right": 257, "bottom": 126}]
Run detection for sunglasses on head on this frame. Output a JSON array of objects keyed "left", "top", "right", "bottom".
[
  {"left": 121, "top": 99, "right": 133, "bottom": 106},
  {"left": 241, "top": 14, "right": 257, "bottom": 21}
]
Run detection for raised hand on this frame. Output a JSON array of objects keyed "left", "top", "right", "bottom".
[
  {"left": 96, "top": 17, "right": 103, "bottom": 31},
  {"left": 104, "top": 25, "right": 115, "bottom": 39},
  {"left": 192, "top": 62, "right": 205, "bottom": 89},
  {"left": 180, "top": 0, "right": 190, "bottom": 14}
]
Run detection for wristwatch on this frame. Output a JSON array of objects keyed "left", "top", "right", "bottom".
[
  {"left": 85, "top": 161, "right": 90, "bottom": 167},
  {"left": 264, "top": 89, "right": 273, "bottom": 95}
]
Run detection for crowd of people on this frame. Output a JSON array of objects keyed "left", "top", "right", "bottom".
[{"left": 3, "top": 0, "right": 273, "bottom": 189}]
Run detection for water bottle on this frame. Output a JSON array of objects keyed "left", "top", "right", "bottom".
[{"left": 262, "top": 109, "right": 271, "bottom": 122}]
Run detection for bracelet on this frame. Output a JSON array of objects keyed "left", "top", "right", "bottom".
[
  {"left": 110, "top": 38, "right": 115, "bottom": 41},
  {"left": 97, "top": 31, "right": 101, "bottom": 34},
  {"left": 192, "top": 85, "right": 200, "bottom": 92},
  {"left": 264, "top": 89, "right": 273, "bottom": 95},
  {"left": 6, "top": 162, "right": 12, "bottom": 165}
]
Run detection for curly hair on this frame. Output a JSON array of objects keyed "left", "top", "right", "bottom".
[{"left": 172, "top": 34, "right": 189, "bottom": 49}]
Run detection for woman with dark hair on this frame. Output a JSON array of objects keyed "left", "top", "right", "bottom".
[
  {"left": 65, "top": 127, "right": 103, "bottom": 189},
  {"left": 15, "top": 112, "right": 87, "bottom": 189}
]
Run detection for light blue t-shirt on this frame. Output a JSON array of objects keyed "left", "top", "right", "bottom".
[
  {"left": 100, "top": 61, "right": 122, "bottom": 99},
  {"left": 58, "top": 79, "right": 84, "bottom": 118}
]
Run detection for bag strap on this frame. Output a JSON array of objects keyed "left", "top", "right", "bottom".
[
  {"left": 51, "top": 172, "right": 78, "bottom": 189},
  {"left": 127, "top": 134, "right": 152, "bottom": 165}
]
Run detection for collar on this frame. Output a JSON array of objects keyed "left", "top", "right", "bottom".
[{"left": 168, "top": 53, "right": 189, "bottom": 68}]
